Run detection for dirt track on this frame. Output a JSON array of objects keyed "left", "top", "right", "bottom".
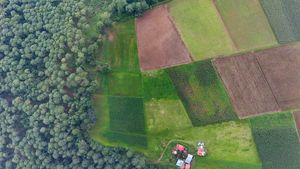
[
  {"left": 214, "top": 43, "right": 300, "bottom": 117},
  {"left": 136, "top": 6, "right": 192, "bottom": 71}
]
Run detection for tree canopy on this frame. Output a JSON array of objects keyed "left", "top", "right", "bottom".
[{"left": 0, "top": 0, "right": 158, "bottom": 168}]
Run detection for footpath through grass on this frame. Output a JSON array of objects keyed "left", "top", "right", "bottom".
[
  {"left": 168, "top": 0, "right": 235, "bottom": 61},
  {"left": 250, "top": 112, "right": 300, "bottom": 169}
]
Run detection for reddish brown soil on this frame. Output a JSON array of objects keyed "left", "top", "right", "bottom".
[
  {"left": 213, "top": 54, "right": 280, "bottom": 117},
  {"left": 293, "top": 111, "right": 300, "bottom": 135},
  {"left": 255, "top": 44, "right": 300, "bottom": 110},
  {"left": 136, "top": 5, "right": 192, "bottom": 71},
  {"left": 214, "top": 43, "right": 300, "bottom": 117}
]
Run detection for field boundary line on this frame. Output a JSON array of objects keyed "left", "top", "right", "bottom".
[
  {"left": 211, "top": 0, "right": 238, "bottom": 50},
  {"left": 292, "top": 112, "right": 300, "bottom": 141},
  {"left": 166, "top": 5, "right": 194, "bottom": 62},
  {"left": 253, "top": 53, "right": 281, "bottom": 110}
]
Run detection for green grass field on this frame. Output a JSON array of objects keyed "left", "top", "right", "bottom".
[
  {"left": 108, "top": 72, "right": 143, "bottom": 97},
  {"left": 99, "top": 19, "right": 140, "bottom": 72},
  {"left": 250, "top": 112, "right": 300, "bottom": 169},
  {"left": 214, "top": 0, "right": 277, "bottom": 50},
  {"left": 147, "top": 120, "right": 261, "bottom": 167},
  {"left": 109, "top": 96, "right": 146, "bottom": 134},
  {"left": 145, "top": 99, "right": 192, "bottom": 134},
  {"left": 168, "top": 0, "right": 235, "bottom": 61},
  {"left": 260, "top": 0, "right": 300, "bottom": 43},
  {"left": 142, "top": 70, "right": 178, "bottom": 100},
  {"left": 167, "top": 60, "right": 237, "bottom": 126}
]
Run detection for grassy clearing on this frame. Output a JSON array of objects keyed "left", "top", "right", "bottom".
[
  {"left": 147, "top": 120, "right": 261, "bottom": 166},
  {"left": 168, "top": 0, "right": 235, "bottom": 61},
  {"left": 167, "top": 60, "right": 237, "bottom": 126},
  {"left": 250, "top": 112, "right": 300, "bottom": 169},
  {"left": 99, "top": 19, "right": 140, "bottom": 72},
  {"left": 260, "top": 0, "right": 300, "bottom": 43},
  {"left": 108, "top": 96, "right": 146, "bottom": 134},
  {"left": 214, "top": 0, "right": 277, "bottom": 50},
  {"left": 145, "top": 99, "right": 192, "bottom": 134},
  {"left": 108, "top": 72, "right": 143, "bottom": 97},
  {"left": 142, "top": 70, "right": 178, "bottom": 100}
]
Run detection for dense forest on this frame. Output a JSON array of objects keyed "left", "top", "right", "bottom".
[{"left": 0, "top": 0, "right": 159, "bottom": 168}]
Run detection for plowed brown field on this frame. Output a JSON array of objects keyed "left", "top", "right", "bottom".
[{"left": 136, "top": 6, "right": 192, "bottom": 71}]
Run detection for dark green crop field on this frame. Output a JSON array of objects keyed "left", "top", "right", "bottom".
[
  {"left": 108, "top": 96, "right": 146, "bottom": 134},
  {"left": 250, "top": 112, "right": 300, "bottom": 169},
  {"left": 167, "top": 60, "right": 237, "bottom": 126},
  {"left": 260, "top": 0, "right": 300, "bottom": 43},
  {"left": 103, "top": 131, "right": 148, "bottom": 148}
]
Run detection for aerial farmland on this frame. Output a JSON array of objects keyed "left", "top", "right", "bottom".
[{"left": 88, "top": 0, "right": 300, "bottom": 168}]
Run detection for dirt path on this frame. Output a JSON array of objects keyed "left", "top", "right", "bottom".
[{"left": 153, "top": 139, "right": 194, "bottom": 164}]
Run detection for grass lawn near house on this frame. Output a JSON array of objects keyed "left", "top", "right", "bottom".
[
  {"left": 168, "top": 0, "right": 235, "bottom": 61},
  {"left": 214, "top": 0, "right": 277, "bottom": 50}
]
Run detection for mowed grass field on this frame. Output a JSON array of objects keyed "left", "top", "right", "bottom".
[
  {"left": 168, "top": 0, "right": 235, "bottom": 61},
  {"left": 250, "top": 112, "right": 300, "bottom": 169},
  {"left": 167, "top": 60, "right": 237, "bottom": 126},
  {"left": 260, "top": 0, "right": 300, "bottom": 43},
  {"left": 214, "top": 0, "right": 277, "bottom": 50}
]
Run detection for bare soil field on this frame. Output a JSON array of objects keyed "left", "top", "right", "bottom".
[
  {"left": 255, "top": 44, "right": 300, "bottom": 110},
  {"left": 293, "top": 111, "right": 300, "bottom": 135},
  {"left": 136, "top": 5, "right": 192, "bottom": 71},
  {"left": 213, "top": 54, "right": 280, "bottom": 117},
  {"left": 214, "top": 43, "right": 300, "bottom": 117}
]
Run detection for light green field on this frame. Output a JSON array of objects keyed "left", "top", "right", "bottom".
[
  {"left": 108, "top": 72, "right": 143, "bottom": 97},
  {"left": 214, "top": 0, "right": 277, "bottom": 50},
  {"left": 145, "top": 99, "right": 192, "bottom": 134},
  {"left": 168, "top": 0, "right": 235, "bottom": 60}
]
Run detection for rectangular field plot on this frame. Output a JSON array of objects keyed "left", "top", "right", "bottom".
[
  {"left": 145, "top": 99, "right": 192, "bottom": 134},
  {"left": 214, "top": 0, "right": 277, "bottom": 50},
  {"left": 136, "top": 5, "right": 192, "bottom": 70},
  {"left": 167, "top": 60, "right": 237, "bottom": 126},
  {"left": 142, "top": 70, "right": 178, "bottom": 100},
  {"left": 214, "top": 54, "right": 280, "bottom": 117},
  {"left": 250, "top": 112, "right": 300, "bottom": 169},
  {"left": 100, "top": 19, "right": 140, "bottom": 72},
  {"left": 108, "top": 72, "right": 143, "bottom": 97},
  {"left": 260, "top": 0, "right": 300, "bottom": 43},
  {"left": 108, "top": 96, "right": 146, "bottom": 134},
  {"left": 168, "top": 0, "right": 235, "bottom": 61},
  {"left": 255, "top": 44, "right": 300, "bottom": 110}
]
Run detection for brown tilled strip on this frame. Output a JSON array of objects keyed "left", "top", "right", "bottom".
[
  {"left": 253, "top": 53, "right": 281, "bottom": 109},
  {"left": 211, "top": 0, "right": 238, "bottom": 50}
]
